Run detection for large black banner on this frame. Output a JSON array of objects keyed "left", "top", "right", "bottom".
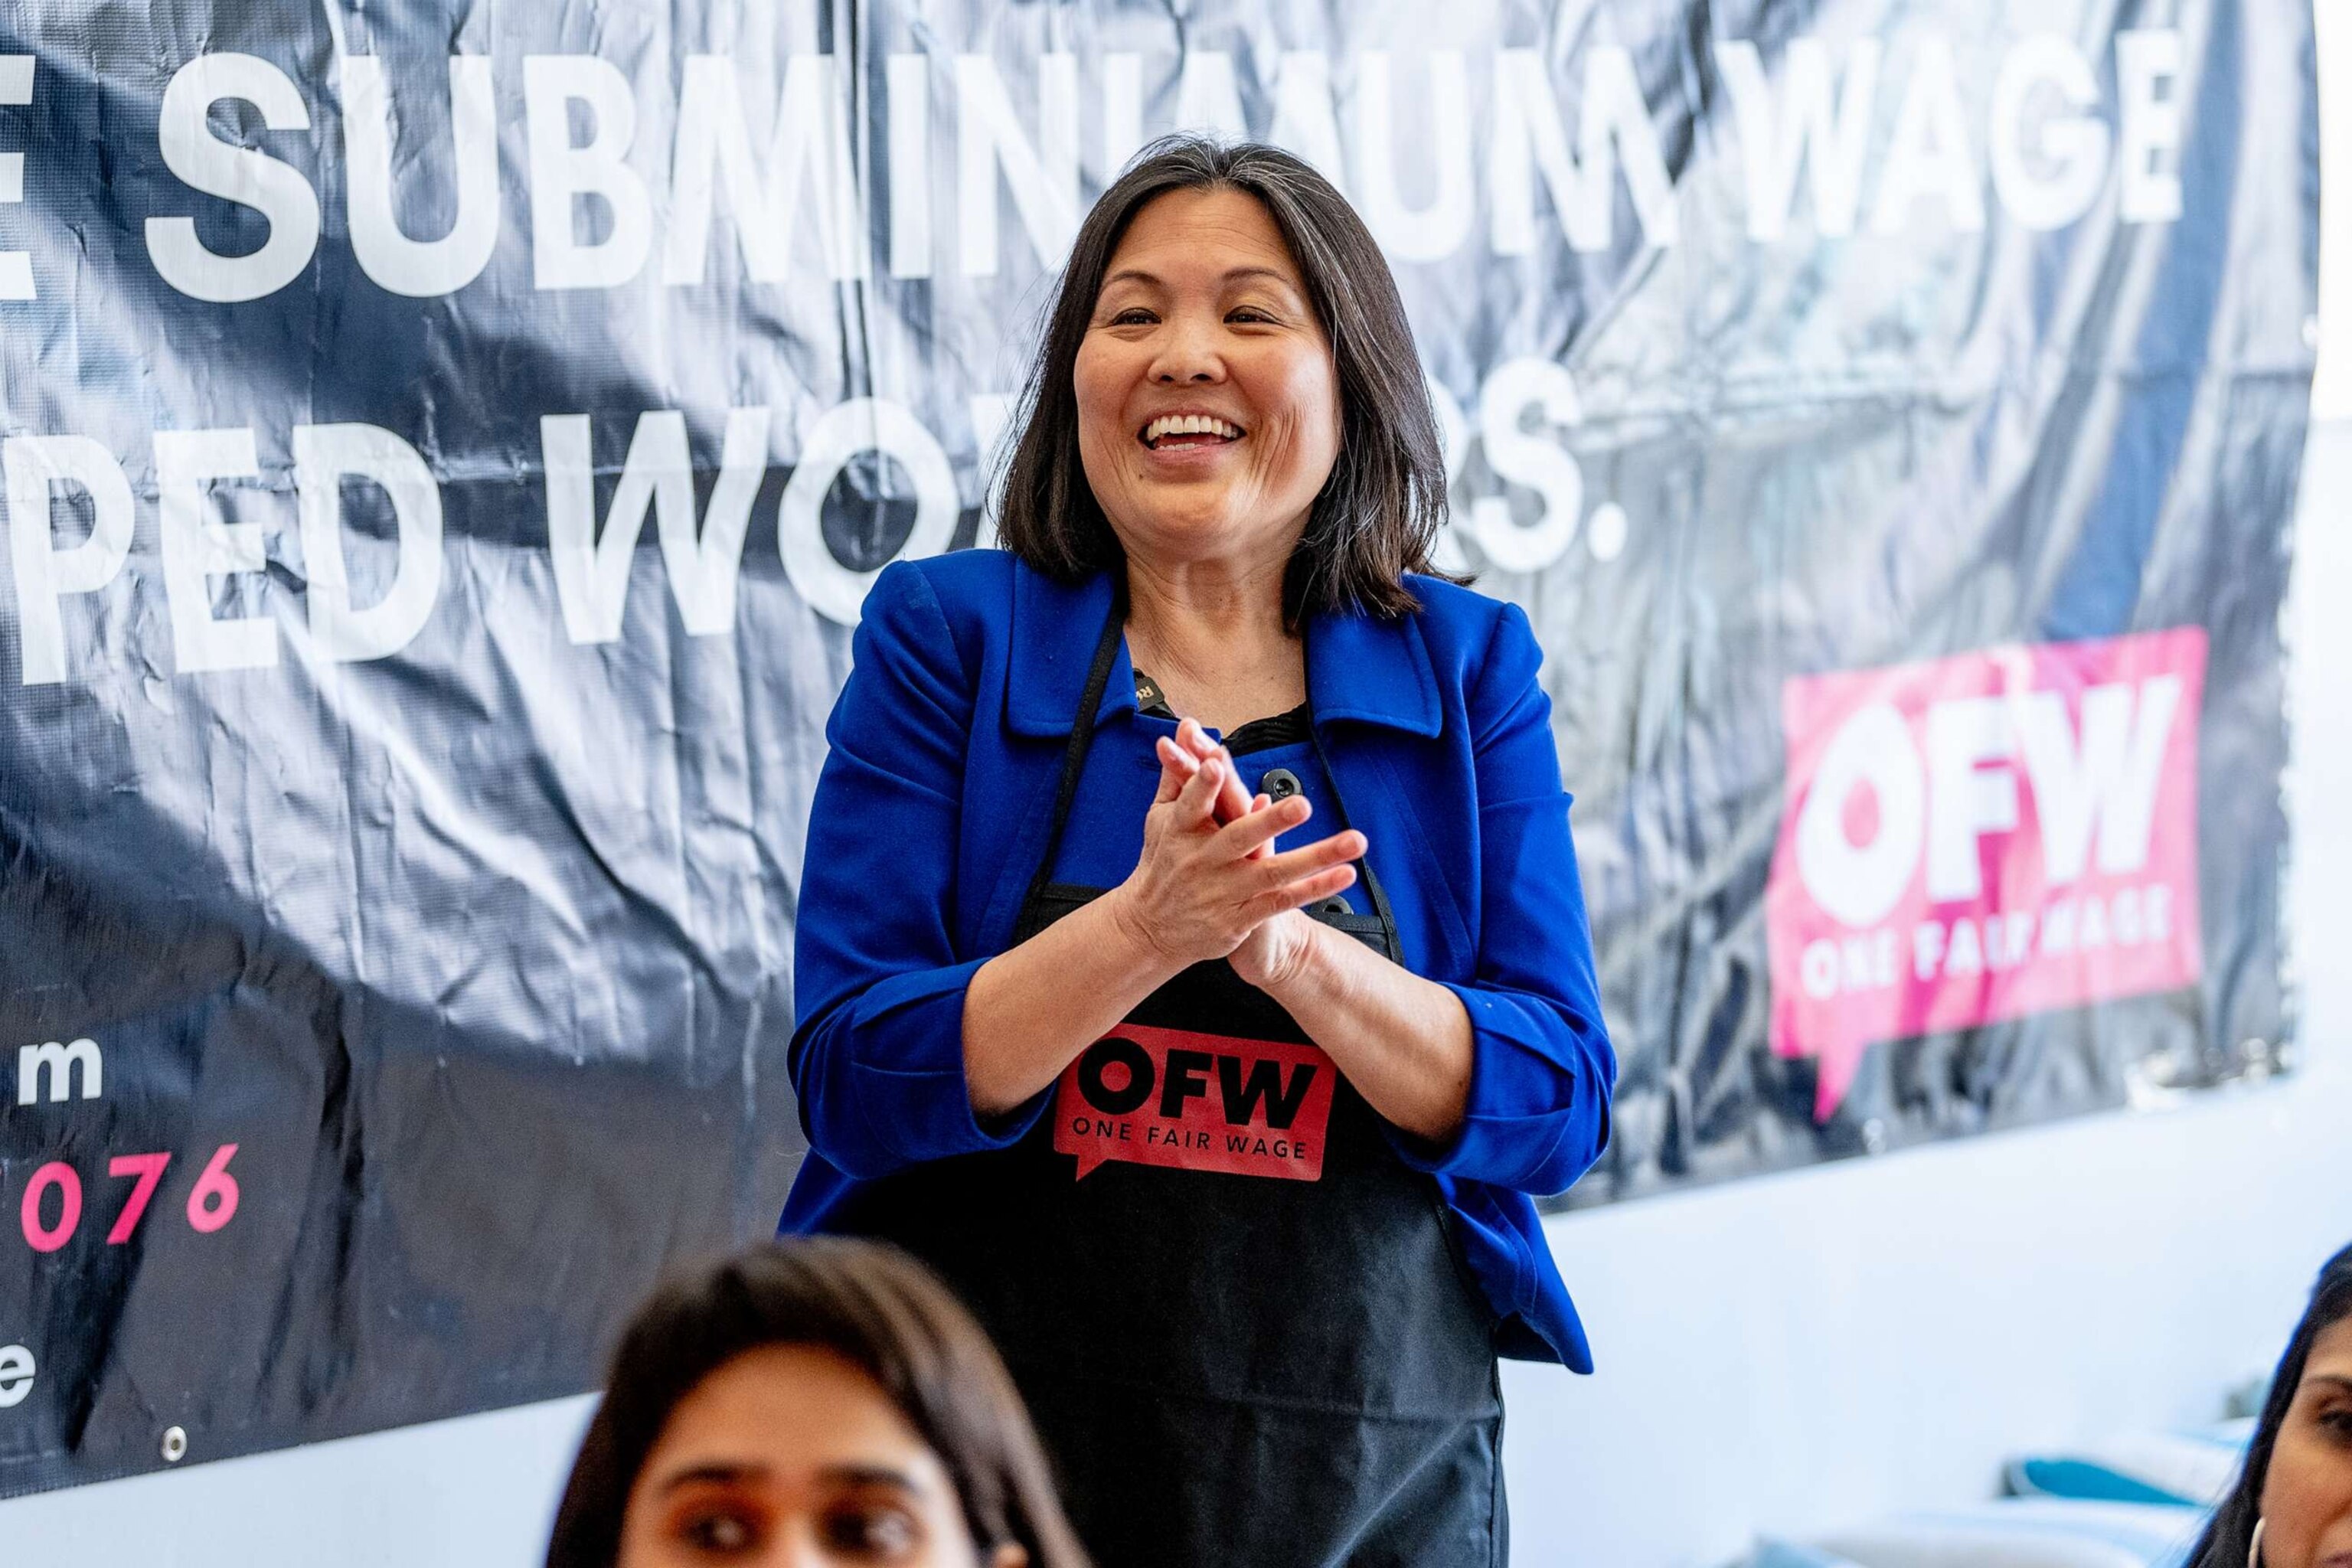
[{"left": 0, "top": 0, "right": 2311, "bottom": 1493}]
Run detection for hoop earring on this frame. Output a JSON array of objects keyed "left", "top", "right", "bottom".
[{"left": 2249, "top": 1517, "right": 2266, "bottom": 1568}]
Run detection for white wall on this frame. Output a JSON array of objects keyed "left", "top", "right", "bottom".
[
  {"left": 0, "top": 1394, "right": 595, "bottom": 1567},
  {"left": 5, "top": 18, "right": 2350, "bottom": 1568}
]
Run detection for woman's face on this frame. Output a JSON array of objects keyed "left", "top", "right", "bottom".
[
  {"left": 2261, "top": 1315, "right": 2352, "bottom": 1568},
  {"left": 1073, "top": 185, "right": 1341, "bottom": 573},
  {"left": 616, "top": 1344, "right": 1024, "bottom": 1568}
]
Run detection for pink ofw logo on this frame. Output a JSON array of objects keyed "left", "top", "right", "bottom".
[{"left": 1766, "top": 629, "right": 2206, "bottom": 1119}]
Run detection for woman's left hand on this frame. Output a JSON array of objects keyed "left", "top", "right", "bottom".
[{"left": 1159, "top": 718, "right": 1471, "bottom": 1144}]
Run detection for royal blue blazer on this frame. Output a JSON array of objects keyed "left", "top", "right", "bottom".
[{"left": 779, "top": 548, "right": 1615, "bottom": 1370}]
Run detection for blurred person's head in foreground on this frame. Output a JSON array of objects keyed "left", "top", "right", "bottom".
[
  {"left": 2193, "top": 1241, "right": 2352, "bottom": 1568},
  {"left": 545, "top": 1237, "right": 1088, "bottom": 1568}
]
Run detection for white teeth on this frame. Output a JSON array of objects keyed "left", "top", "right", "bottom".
[{"left": 1144, "top": 414, "right": 1241, "bottom": 443}]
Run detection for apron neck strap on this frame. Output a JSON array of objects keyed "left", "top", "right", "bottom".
[
  {"left": 1019, "top": 580, "right": 1129, "bottom": 923},
  {"left": 1308, "top": 720, "right": 1403, "bottom": 965}
]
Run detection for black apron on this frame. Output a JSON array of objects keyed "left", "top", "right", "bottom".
[{"left": 838, "top": 596, "right": 1505, "bottom": 1568}]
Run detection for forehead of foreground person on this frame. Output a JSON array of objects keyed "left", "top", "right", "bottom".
[
  {"left": 995, "top": 136, "right": 1450, "bottom": 624},
  {"left": 544, "top": 1239, "right": 1088, "bottom": 1568}
]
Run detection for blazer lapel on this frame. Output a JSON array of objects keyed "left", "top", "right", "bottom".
[
  {"left": 1005, "top": 562, "right": 1135, "bottom": 738},
  {"left": 1307, "top": 599, "right": 1442, "bottom": 738}
]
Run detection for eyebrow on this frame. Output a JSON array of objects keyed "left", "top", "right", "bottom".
[
  {"left": 819, "top": 1464, "right": 922, "bottom": 1490},
  {"left": 2305, "top": 1373, "right": 2352, "bottom": 1394},
  {"left": 658, "top": 1462, "right": 923, "bottom": 1494},
  {"left": 1100, "top": 265, "right": 1301, "bottom": 291},
  {"left": 661, "top": 1463, "right": 765, "bottom": 1492}
]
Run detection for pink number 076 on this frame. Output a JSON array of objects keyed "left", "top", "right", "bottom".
[{"left": 16, "top": 1144, "right": 240, "bottom": 1253}]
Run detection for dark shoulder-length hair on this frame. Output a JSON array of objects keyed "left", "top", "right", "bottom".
[
  {"left": 995, "top": 135, "right": 1455, "bottom": 626},
  {"left": 2187, "top": 1240, "right": 2352, "bottom": 1567},
  {"left": 545, "top": 1236, "right": 1089, "bottom": 1568}
]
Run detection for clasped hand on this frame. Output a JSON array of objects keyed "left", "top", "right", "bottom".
[{"left": 1106, "top": 718, "right": 1364, "bottom": 989}]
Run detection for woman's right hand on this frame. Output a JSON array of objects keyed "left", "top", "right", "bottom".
[{"left": 1107, "top": 740, "right": 1362, "bottom": 969}]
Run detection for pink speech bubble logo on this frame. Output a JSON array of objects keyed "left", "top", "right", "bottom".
[
  {"left": 1053, "top": 1024, "right": 1334, "bottom": 1181},
  {"left": 1766, "top": 628, "right": 2207, "bottom": 1120}
]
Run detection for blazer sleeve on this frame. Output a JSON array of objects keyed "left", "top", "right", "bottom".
[
  {"left": 789, "top": 562, "right": 1044, "bottom": 1180},
  {"left": 1409, "top": 600, "right": 1616, "bottom": 1195}
]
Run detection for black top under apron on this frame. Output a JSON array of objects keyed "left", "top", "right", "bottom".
[{"left": 1130, "top": 667, "right": 1315, "bottom": 755}]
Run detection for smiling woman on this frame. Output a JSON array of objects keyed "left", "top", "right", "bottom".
[{"left": 781, "top": 136, "right": 1616, "bottom": 1568}]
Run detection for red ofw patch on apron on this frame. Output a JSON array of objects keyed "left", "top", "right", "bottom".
[{"left": 1052, "top": 1023, "right": 1335, "bottom": 1181}]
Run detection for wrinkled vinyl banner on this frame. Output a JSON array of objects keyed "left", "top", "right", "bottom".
[{"left": 0, "top": 0, "right": 2311, "bottom": 1491}]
